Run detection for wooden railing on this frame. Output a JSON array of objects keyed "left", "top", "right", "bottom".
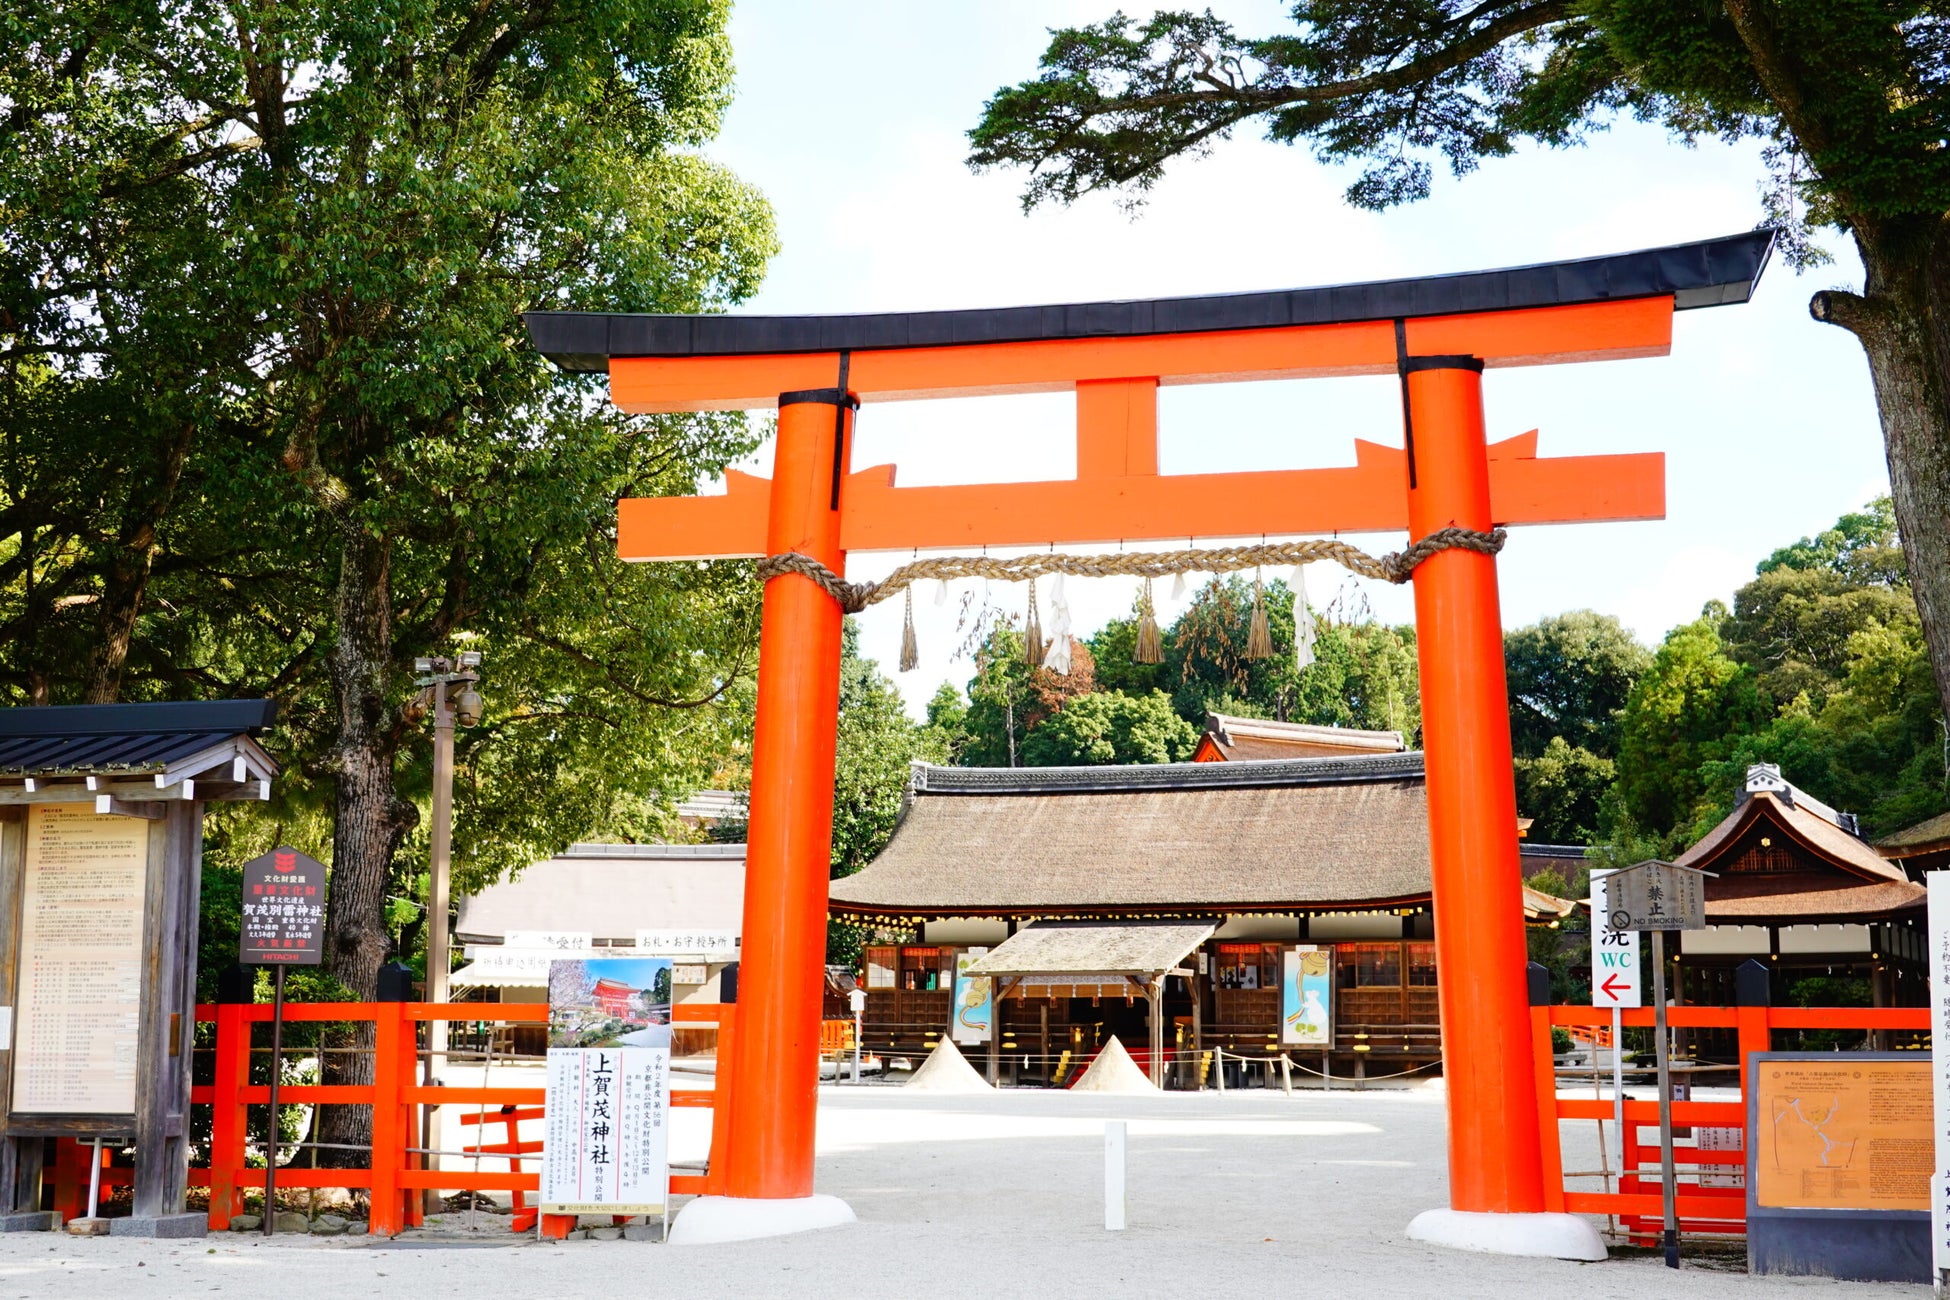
[
  {"left": 42, "top": 1001, "right": 734, "bottom": 1235},
  {"left": 1531, "top": 1001, "right": 1928, "bottom": 1236}
]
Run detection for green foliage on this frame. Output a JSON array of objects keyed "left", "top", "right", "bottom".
[
  {"left": 0, "top": 0, "right": 780, "bottom": 1006},
  {"left": 831, "top": 620, "right": 946, "bottom": 880},
  {"left": 1614, "top": 617, "right": 1768, "bottom": 837},
  {"left": 1504, "top": 612, "right": 1649, "bottom": 760},
  {"left": 968, "top": 4, "right": 1950, "bottom": 262},
  {"left": 1019, "top": 689, "right": 1198, "bottom": 766},
  {"left": 1514, "top": 737, "right": 1615, "bottom": 846}
]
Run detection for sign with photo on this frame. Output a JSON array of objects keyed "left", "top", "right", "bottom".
[
  {"left": 547, "top": 957, "right": 674, "bottom": 1050},
  {"left": 1281, "top": 946, "right": 1332, "bottom": 1047}
]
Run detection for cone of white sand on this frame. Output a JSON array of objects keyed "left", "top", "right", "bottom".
[
  {"left": 1068, "top": 1036, "right": 1157, "bottom": 1094},
  {"left": 904, "top": 1036, "right": 993, "bottom": 1092}
]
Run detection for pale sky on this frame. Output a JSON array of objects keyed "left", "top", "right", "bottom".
[{"left": 699, "top": 1, "right": 1891, "bottom": 717}]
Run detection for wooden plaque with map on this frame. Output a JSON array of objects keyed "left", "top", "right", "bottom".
[{"left": 1751, "top": 1056, "right": 1932, "bottom": 1212}]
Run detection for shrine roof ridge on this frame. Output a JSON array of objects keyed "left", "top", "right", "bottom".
[
  {"left": 526, "top": 231, "right": 1774, "bottom": 372},
  {"left": 908, "top": 750, "right": 1424, "bottom": 796}
]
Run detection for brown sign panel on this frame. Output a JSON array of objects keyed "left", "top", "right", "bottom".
[
  {"left": 239, "top": 846, "right": 325, "bottom": 966},
  {"left": 1751, "top": 1057, "right": 1931, "bottom": 1212},
  {"left": 1606, "top": 860, "right": 1706, "bottom": 931}
]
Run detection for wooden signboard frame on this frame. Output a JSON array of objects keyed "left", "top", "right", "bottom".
[{"left": 0, "top": 801, "right": 205, "bottom": 1221}]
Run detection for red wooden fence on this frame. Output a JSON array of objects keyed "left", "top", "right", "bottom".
[
  {"left": 1531, "top": 1002, "right": 1929, "bottom": 1237},
  {"left": 50, "top": 1001, "right": 734, "bottom": 1235}
]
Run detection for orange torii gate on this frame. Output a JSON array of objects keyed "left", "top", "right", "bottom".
[{"left": 525, "top": 230, "right": 1773, "bottom": 1253}]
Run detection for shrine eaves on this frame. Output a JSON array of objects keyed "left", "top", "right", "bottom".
[{"left": 524, "top": 231, "right": 1773, "bottom": 559}]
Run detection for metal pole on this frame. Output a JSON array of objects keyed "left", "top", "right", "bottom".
[
  {"left": 264, "top": 964, "right": 284, "bottom": 1237},
  {"left": 428, "top": 690, "right": 454, "bottom": 1052},
  {"left": 424, "top": 688, "right": 454, "bottom": 1211},
  {"left": 1654, "top": 929, "right": 1678, "bottom": 1269}
]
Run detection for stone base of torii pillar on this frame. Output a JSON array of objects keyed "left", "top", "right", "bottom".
[
  {"left": 1406, "top": 1208, "right": 1607, "bottom": 1261},
  {"left": 666, "top": 1194, "right": 856, "bottom": 1246}
]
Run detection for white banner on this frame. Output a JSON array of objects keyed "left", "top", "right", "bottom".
[
  {"left": 1591, "top": 870, "right": 1642, "bottom": 1009},
  {"left": 1928, "top": 872, "right": 1950, "bottom": 1293},
  {"left": 540, "top": 1048, "right": 670, "bottom": 1214},
  {"left": 635, "top": 929, "right": 738, "bottom": 957}
]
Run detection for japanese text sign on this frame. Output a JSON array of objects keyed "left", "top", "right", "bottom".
[
  {"left": 1590, "top": 870, "right": 1642, "bottom": 1009},
  {"left": 239, "top": 846, "right": 325, "bottom": 965},
  {"left": 1605, "top": 860, "right": 1706, "bottom": 932},
  {"left": 539, "top": 1047, "right": 670, "bottom": 1215}
]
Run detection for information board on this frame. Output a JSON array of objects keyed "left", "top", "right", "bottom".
[
  {"left": 238, "top": 846, "right": 325, "bottom": 965},
  {"left": 539, "top": 1047, "right": 670, "bottom": 1214},
  {"left": 1753, "top": 1057, "right": 1932, "bottom": 1212},
  {"left": 11, "top": 805, "right": 148, "bottom": 1115}
]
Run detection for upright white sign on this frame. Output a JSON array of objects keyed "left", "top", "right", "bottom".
[
  {"left": 12, "top": 806, "right": 148, "bottom": 1114},
  {"left": 540, "top": 1047, "right": 670, "bottom": 1214},
  {"left": 1928, "top": 872, "right": 1950, "bottom": 1295},
  {"left": 1591, "top": 870, "right": 1642, "bottom": 1009}
]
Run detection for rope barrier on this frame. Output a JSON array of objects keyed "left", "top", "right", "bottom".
[{"left": 753, "top": 528, "right": 1507, "bottom": 614}]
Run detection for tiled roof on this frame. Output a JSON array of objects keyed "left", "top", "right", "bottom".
[{"left": 0, "top": 700, "right": 277, "bottom": 776}]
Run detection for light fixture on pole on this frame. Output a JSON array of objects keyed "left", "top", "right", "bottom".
[{"left": 410, "top": 651, "right": 483, "bottom": 1207}]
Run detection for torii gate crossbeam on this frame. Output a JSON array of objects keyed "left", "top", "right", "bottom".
[{"left": 526, "top": 230, "right": 1774, "bottom": 1254}]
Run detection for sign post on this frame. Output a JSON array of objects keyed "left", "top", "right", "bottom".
[
  {"left": 1605, "top": 859, "right": 1709, "bottom": 1270},
  {"left": 1590, "top": 870, "right": 1641, "bottom": 1196},
  {"left": 1930, "top": 872, "right": 1950, "bottom": 1296},
  {"left": 237, "top": 846, "right": 325, "bottom": 1236}
]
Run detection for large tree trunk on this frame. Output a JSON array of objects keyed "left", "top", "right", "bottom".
[
  {"left": 1812, "top": 219, "right": 1950, "bottom": 728},
  {"left": 317, "top": 519, "right": 417, "bottom": 1172}
]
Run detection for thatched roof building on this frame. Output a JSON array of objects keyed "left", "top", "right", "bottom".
[{"left": 829, "top": 752, "right": 1569, "bottom": 924}]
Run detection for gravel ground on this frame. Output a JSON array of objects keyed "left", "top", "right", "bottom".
[{"left": 0, "top": 1083, "right": 1925, "bottom": 1299}]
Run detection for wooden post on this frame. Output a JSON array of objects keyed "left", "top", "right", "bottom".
[
  {"left": 1147, "top": 978, "right": 1164, "bottom": 1089},
  {"left": 133, "top": 804, "right": 201, "bottom": 1219},
  {"left": 1039, "top": 1002, "right": 1049, "bottom": 1084},
  {"left": 1190, "top": 971, "right": 1204, "bottom": 1091},
  {"left": 207, "top": 1001, "right": 250, "bottom": 1228},
  {"left": 368, "top": 1002, "right": 404, "bottom": 1237}
]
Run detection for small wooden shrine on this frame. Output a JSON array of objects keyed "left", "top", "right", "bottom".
[{"left": 1673, "top": 763, "right": 1927, "bottom": 1009}]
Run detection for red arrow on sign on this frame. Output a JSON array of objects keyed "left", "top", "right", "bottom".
[{"left": 1599, "top": 973, "right": 1630, "bottom": 1001}]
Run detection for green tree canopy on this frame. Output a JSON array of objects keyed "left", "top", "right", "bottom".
[
  {"left": 970, "top": 4, "right": 1950, "bottom": 760},
  {"left": 1504, "top": 611, "right": 1648, "bottom": 760},
  {"left": 1019, "top": 689, "right": 1198, "bottom": 766},
  {"left": 1614, "top": 617, "right": 1768, "bottom": 838}
]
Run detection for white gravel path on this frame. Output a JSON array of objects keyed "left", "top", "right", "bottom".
[{"left": 0, "top": 1083, "right": 1923, "bottom": 1299}]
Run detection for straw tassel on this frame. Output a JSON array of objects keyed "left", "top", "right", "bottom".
[
  {"left": 899, "top": 586, "right": 919, "bottom": 672},
  {"left": 1045, "top": 574, "right": 1074, "bottom": 674},
  {"left": 1134, "top": 577, "right": 1163, "bottom": 664},
  {"left": 1245, "top": 569, "right": 1274, "bottom": 660},
  {"left": 1023, "top": 579, "right": 1046, "bottom": 667}
]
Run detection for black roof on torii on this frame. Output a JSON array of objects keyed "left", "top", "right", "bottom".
[{"left": 525, "top": 230, "right": 1775, "bottom": 373}]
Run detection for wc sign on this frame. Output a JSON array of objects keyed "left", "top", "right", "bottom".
[{"left": 1590, "top": 870, "right": 1642, "bottom": 1008}]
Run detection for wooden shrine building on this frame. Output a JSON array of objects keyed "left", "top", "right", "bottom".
[
  {"left": 1672, "top": 763, "right": 1927, "bottom": 1010},
  {"left": 0, "top": 700, "right": 277, "bottom": 1234},
  {"left": 830, "top": 752, "right": 1572, "bottom": 1082}
]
